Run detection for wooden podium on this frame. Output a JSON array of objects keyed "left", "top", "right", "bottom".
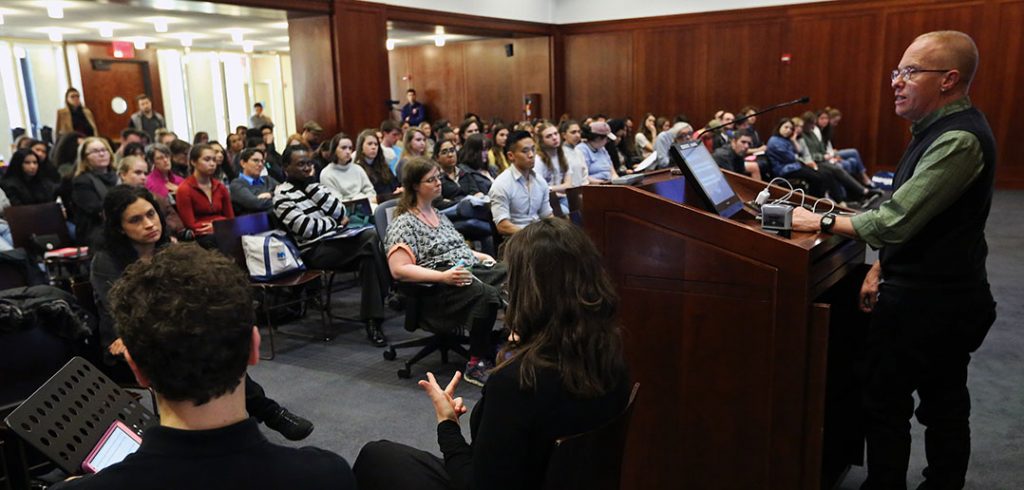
[{"left": 581, "top": 169, "right": 868, "bottom": 490}]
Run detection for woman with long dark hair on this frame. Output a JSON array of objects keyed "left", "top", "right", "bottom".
[
  {"left": 0, "top": 148, "right": 57, "bottom": 205},
  {"left": 457, "top": 134, "right": 494, "bottom": 194},
  {"left": 320, "top": 132, "right": 375, "bottom": 203},
  {"left": 354, "top": 217, "right": 630, "bottom": 490},
  {"left": 487, "top": 124, "right": 510, "bottom": 173},
  {"left": 174, "top": 143, "right": 234, "bottom": 242},
  {"left": 355, "top": 129, "right": 401, "bottom": 201}
]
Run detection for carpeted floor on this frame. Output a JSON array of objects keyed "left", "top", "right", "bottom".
[{"left": 250, "top": 190, "right": 1024, "bottom": 489}]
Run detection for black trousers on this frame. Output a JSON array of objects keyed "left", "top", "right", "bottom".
[
  {"left": 819, "top": 161, "right": 867, "bottom": 202},
  {"left": 245, "top": 375, "right": 281, "bottom": 422},
  {"left": 353, "top": 440, "right": 453, "bottom": 490},
  {"left": 784, "top": 166, "right": 830, "bottom": 197},
  {"left": 302, "top": 229, "right": 388, "bottom": 321},
  {"left": 861, "top": 283, "right": 996, "bottom": 490}
]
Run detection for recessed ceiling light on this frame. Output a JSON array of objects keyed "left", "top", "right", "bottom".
[
  {"left": 242, "top": 42, "right": 254, "bottom": 53},
  {"left": 13, "top": 46, "right": 26, "bottom": 59},
  {"left": 222, "top": 28, "right": 250, "bottom": 44},
  {"left": 386, "top": 39, "right": 395, "bottom": 51},
  {"left": 43, "top": 1, "right": 66, "bottom": 20},
  {"left": 147, "top": 17, "right": 176, "bottom": 33},
  {"left": 153, "top": 0, "right": 176, "bottom": 9},
  {"left": 269, "top": 22, "right": 288, "bottom": 29},
  {"left": 434, "top": 34, "right": 445, "bottom": 47}
]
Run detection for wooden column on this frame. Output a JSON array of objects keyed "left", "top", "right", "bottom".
[{"left": 332, "top": 0, "right": 391, "bottom": 133}]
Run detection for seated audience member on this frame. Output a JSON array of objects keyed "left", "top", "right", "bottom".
[
  {"left": 144, "top": 143, "right": 183, "bottom": 199},
  {"left": 1, "top": 148, "right": 56, "bottom": 205},
  {"left": 382, "top": 157, "right": 504, "bottom": 384},
  {"left": 118, "top": 142, "right": 146, "bottom": 162},
  {"left": 458, "top": 118, "right": 482, "bottom": 148},
  {"left": 354, "top": 217, "right": 631, "bottom": 490},
  {"left": 226, "top": 132, "right": 245, "bottom": 166},
  {"left": 273, "top": 145, "right": 390, "bottom": 346},
  {"left": 558, "top": 120, "right": 589, "bottom": 186},
  {"left": 27, "top": 139, "right": 62, "bottom": 186},
  {"left": 117, "top": 156, "right": 184, "bottom": 239},
  {"left": 432, "top": 138, "right": 493, "bottom": 245},
  {"left": 606, "top": 118, "right": 630, "bottom": 173},
  {"left": 53, "top": 132, "right": 85, "bottom": 176},
  {"left": 72, "top": 137, "right": 119, "bottom": 245},
  {"left": 711, "top": 112, "right": 735, "bottom": 149},
  {"left": 635, "top": 112, "right": 657, "bottom": 158},
  {"left": 824, "top": 107, "right": 873, "bottom": 187},
  {"left": 259, "top": 124, "right": 283, "bottom": 164},
  {"left": 419, "top": 121, "right": 436, "bottom": 157},
  {"left": 534, "top": 122, "right": 578, "bottom": 215},
  {"left": 116, "top": 129, "right": 147, "bottom": 160},
  {"left": 355, "top": 129, "right": 401, "bottom": 201},
  {"left": 230, "top": 148, "right": 279, "bottom": 214},
  {"left": 310, "top": 140, "right": 334, "bottom": 179},
  {"left": 395, "top": 127, "right": 428, "bottom": 180},
  {"left": 287, "top": 133, "right": 308, "bottom": 150},
  {"left": 577, "top": 122, "right": 619, "bottom": 184},
  {"left": 712, "top": 131, "right": 762, "bottom": 180},
  {"left": 653, "top": 122, "right": 695, "bottom": 169},
  {"left": 246, "top": 135, "right": 285, "bottom": 183},
  {"left": 155, "top": 129, "right": 177, "bottom": 146},
  {"left": 193, "top": 131, "right": 210, "bottom": 145},
  {"left": 168, "top": 139, "right": 191, "bottom": 178},
  {"left": 379, "top": 120, "right": 404, "bottom": 173},
  {"left": 489, "top": 131, "right": 554, "bottom": 236},
  {"left": 209, "top": 140, "right": 238, "bottom": 183},
  {"left": 735, "top": 106, "right": 767, "bottom": 153},
  {"left": 766, "top": 118, "right": 832, "bottom": 197},
  {"left": 320, "top": 133, "right": 376, "bottom": 203},
  {"left": 488, "top": 124, "right": 511, "bottom": 174},
  {"left": 175, "top": 143, "right": 234, "bottom": 243},
  {"left": 56, "top": 242, "right": 347, "bottom": 489},
  {"left": 797, "top": 112, "right": 877, "bottom": 203},
  {"left": 458, "top": 134, "right": 496, "bottom": 194}
]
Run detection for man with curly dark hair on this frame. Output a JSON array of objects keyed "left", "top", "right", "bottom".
[{"left": 52, "top": 243, "right": 356, "bottom": 489}]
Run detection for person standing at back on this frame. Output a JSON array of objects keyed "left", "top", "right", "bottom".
[{"left": 128, "top": 94, "right": 165, "bottom": 141}]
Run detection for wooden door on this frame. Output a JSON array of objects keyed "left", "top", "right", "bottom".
[{"left": 81, "top": 59, "right": 151, "bottom": 142}]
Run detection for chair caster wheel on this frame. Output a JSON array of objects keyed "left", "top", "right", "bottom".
[
  {"left": 397, "top": 368, "right": 411, "bottom": 379},
  {"left": 383, "top": 348, "right": 397, "bottom": 361}
]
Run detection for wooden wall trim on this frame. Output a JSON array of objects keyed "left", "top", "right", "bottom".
[{"left": 214, "top": 0, "right": 330, "bottom": 14}]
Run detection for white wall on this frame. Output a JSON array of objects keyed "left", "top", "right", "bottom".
[
  {"left": 362, "top": 0, "right": 553, "bottom": 23},
  {"left": 361, "top": 0, "right": 835, "bottom": 24}
]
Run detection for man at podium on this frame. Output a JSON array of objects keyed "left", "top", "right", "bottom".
[{"left": 793, "top": 31, "right": 997, "bottom": 489}]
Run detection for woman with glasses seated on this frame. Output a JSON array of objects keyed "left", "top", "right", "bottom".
[
  {"left": 175, "top": 143, "right": 234, "bottom": 246},
  {"left": 433, "top": 138, "right": 494, "bottom": 250},
  {"left": 381, "top": 157, "right": 504, "bottom": 387},
  {"left": 354, "top": 217, "right": 631, "bottom": 490},
  {"left": 71, "top": 137, "right": 119, "bottom": 245}
]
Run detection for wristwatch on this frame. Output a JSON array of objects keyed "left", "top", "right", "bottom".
[{"left": 820, "top": 213, "right": 837, "bottom": 233}]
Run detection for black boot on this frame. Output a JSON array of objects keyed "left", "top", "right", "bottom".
[{"left": 366, "top": 320, "right": 387, "bottom": 347}]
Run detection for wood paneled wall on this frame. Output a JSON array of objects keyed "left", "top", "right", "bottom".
[
  {"left": 559, "top": 0, "right": 1024, "bottom": 187},
  {"left": 288, "top": 15, "right": 339, "bottom": 136},
  {"left": 388, "top": 36, "right": 552, "bottom": 126}
]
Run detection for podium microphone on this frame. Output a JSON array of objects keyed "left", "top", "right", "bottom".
[{"left": 698, "top": 96, "right": 811, "bottom": 137}]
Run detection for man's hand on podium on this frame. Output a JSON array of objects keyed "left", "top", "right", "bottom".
[{"left": 791, "top": 206, "right": 821, "bottom": 232}]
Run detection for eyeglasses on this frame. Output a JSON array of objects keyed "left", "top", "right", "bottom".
[
  {"left": 438, "top": 147, "right": 456, "bottom": 156},
  {"left": 890, "top": 67, "right": 951, "bottom": 82},
  {"left": 421, "top": 174, "right": 441, "bottom": 184},
  {"left": 86, "top": 148, "right": 109, "bottom": 156}
]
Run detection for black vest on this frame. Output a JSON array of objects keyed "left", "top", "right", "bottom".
[{"left": 880, "top": 106, "right": 996, "bottom": 288}]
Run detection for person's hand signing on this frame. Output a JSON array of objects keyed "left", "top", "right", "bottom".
[
  {"left": 418, "top": 371, "right": 469, "bottom": 424},
  {"left": 108, "top": 338, "right": 127, "bottom": 356}
]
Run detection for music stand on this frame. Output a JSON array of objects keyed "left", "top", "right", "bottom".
[{"left": 3, "top": 357, "right": 156, "bottom": 474}]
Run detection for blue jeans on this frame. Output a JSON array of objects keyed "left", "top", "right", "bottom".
[{"left": 837, "top": 148, "right": 867, "bottom": 176}]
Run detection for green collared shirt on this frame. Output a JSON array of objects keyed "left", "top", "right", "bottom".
[{"left": 851, "top": 97, "right": 984, "bottom": 249}]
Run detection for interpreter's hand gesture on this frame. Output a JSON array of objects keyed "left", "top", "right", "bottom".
[{"left": 418, "top": 371, "right": 468, "bottom": 424}]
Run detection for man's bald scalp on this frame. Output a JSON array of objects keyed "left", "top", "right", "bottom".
[{"left": 914, "top": 30, "right": 979, "bottom": 90}]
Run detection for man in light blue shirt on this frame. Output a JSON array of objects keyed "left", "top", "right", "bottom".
[{"left": 488, "top": 130, "right": 553, "bottom": 235}]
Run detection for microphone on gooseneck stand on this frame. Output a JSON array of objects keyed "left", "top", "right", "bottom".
[{"left": 698, "top": 96, "right": 812, "bottom": 137}]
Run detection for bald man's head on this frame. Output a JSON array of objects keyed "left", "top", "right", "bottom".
[{"left": 913, "top": 30, "right": 979, "bottom": 91}]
